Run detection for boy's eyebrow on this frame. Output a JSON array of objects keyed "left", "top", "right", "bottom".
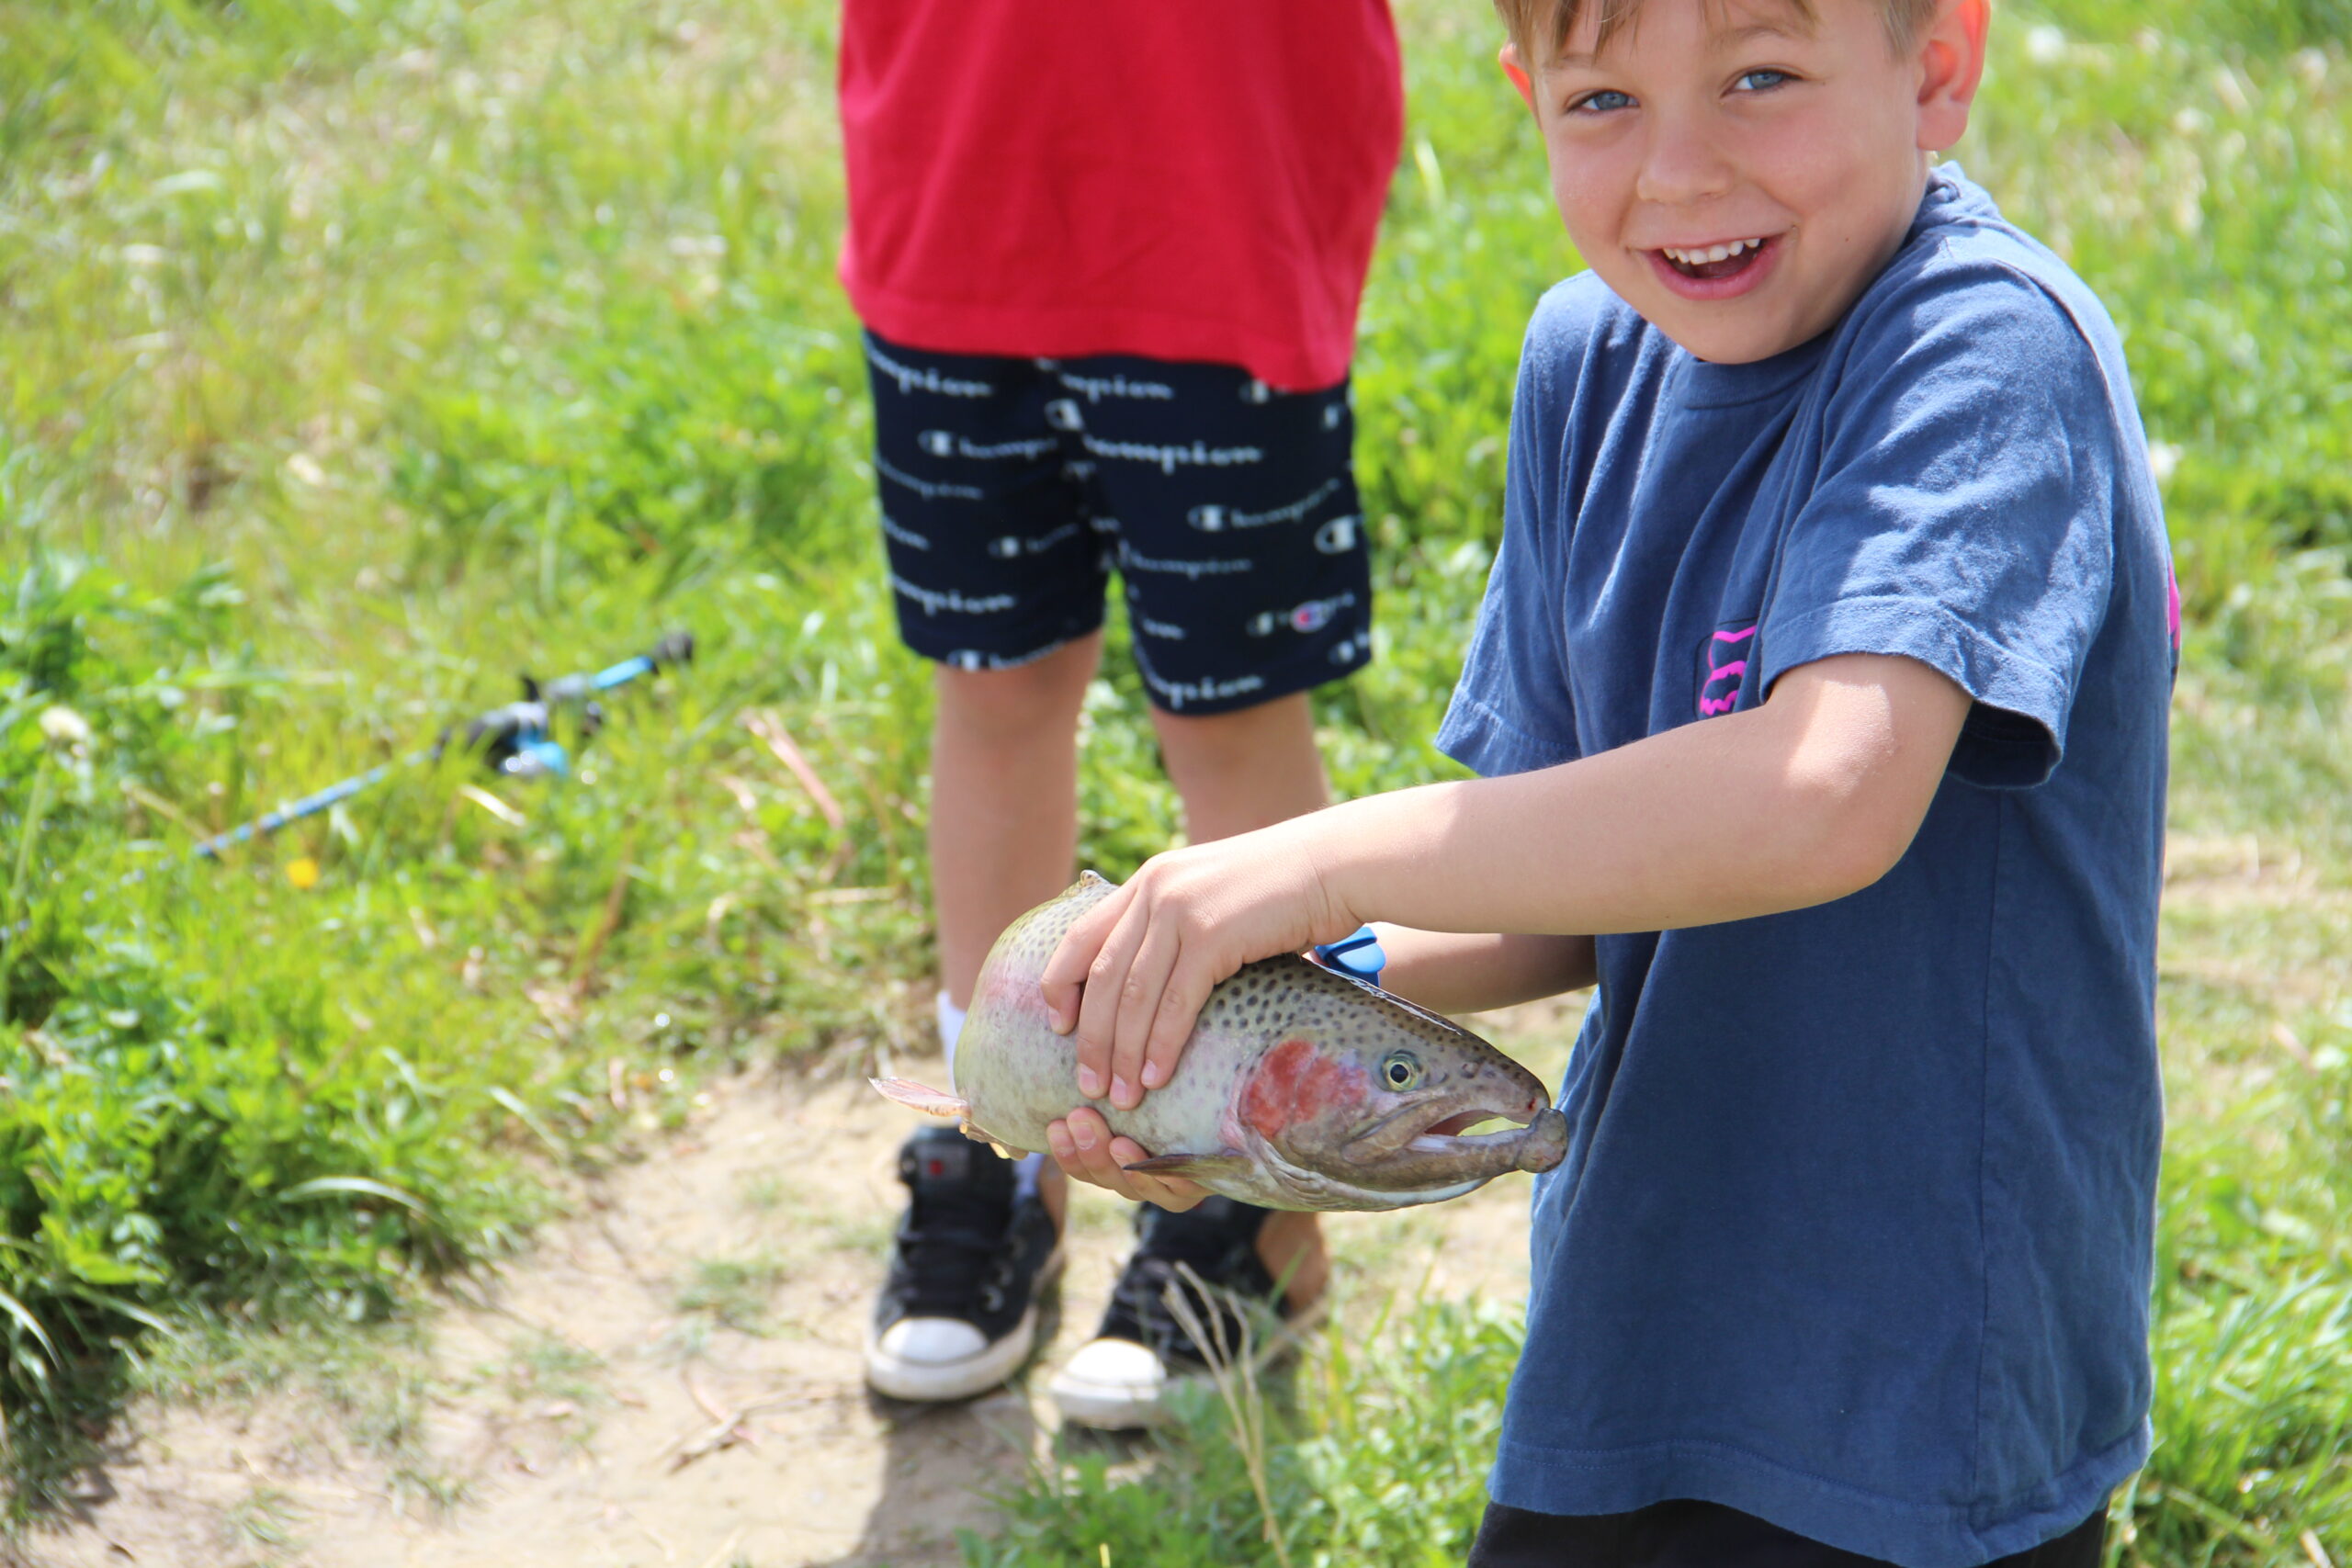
[
  {"left": 1542, "top": 15, "right": 1814, "bottom": 71},
  {"left": 1709, "top": 18, "right": 1815, "bottom": 46}
]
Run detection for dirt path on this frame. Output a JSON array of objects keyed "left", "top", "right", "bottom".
[{"left": 31, "top": 1001, "right": 1581, "bottom": 1568}]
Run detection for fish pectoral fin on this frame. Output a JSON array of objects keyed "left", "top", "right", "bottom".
[
  {"left": 869, "top": 1077, "right": 969, "bottom": 1119},
  {"left": 1120, "top": 1148, "right": 1252, "bottom": 1181}
]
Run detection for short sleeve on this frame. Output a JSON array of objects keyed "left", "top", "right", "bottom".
[
  {"left": 1758, "top": 265, "right": 2119, "bottom": 789},
  {"left": 1436, "top": 292, "right": 1589, "bottom": 778}
]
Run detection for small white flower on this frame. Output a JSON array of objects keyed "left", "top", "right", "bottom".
[{"left": 38, "top": 705, "right": 91, "bottom": 746}]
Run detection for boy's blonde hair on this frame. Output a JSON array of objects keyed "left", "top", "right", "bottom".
[{"left": 1494, "top": 0, "right": 1940, "bottom": 72}]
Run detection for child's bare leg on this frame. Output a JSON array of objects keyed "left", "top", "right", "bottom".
[
  {"left": 927, "top": 636, "right": 1105, "bottom": 1229},
  {"left": 1151, "top": 692, "right": 1333, "bottom": 1308},
  {"left": 929, "top": 632, "right": 1103, "bottom": 1010},
  {"left": 1148, "top": 691, "right": 1330, "bottom": 842}
]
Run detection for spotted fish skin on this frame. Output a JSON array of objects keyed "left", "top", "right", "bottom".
[{"left": 875, "top": 873, "right": 1569, "bottom": 1212}]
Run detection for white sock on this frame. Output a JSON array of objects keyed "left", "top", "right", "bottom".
[{"left": 935, "top": 989, "right": 967, "bottom": 1073}]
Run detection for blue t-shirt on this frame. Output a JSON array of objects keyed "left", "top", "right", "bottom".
[{"left": 1436, "top": 168, "right": 2175, "bottom": 1568}]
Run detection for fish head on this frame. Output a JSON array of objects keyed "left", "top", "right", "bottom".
[{"left": 1228, "top": 962, "right": 1568, "bottom": 1209}]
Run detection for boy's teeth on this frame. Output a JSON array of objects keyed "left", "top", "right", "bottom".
[{"left": 1664, "top": 237, "right": 1762, "bottom": 265}]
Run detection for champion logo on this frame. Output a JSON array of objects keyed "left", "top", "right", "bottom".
[
  {"left": 874, "top": 455, "right": 981, "bottom": 502},
  {"left": 944, "top": 638, "right": 1069, "bottom": 671},
  {"left": 879, "top": 513, "right": 932, "bottom": 551},
  {"left": 1057, "top": 370, "right": 1175, "bottom": 404},
  {"left": 917, "top": 430, "right": 1058, "bottom": 462},
  {"left": 1081, "top": 434, "right": 1265, "bottom": 475},
  {"left": 892, "top": 574, "right": 1017, "bottom": 617},
  {"left": 987, "top": 523, "right": 1083, "bottom": 558},
  {"left": 1133, "top": 639, "right": 1267, "bottom": 711},
  {"left": 1188, "top": 479, "right": 1341, "bottom": 534},
  {"left": 1248, "top": 592, "right": 1357, "bottom": 637},
  {"left": 865, "top": 339, "right": 994, "bottom": 399},
  {"left": 1698, "top": 619, "right": 1757, "bottom": 716},
  {"left": 1117, "top": 540, "right": 1252, "bottom": 581}
]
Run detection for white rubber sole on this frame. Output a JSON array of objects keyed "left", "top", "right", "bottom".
[
  {"left": 1047, "top": 1344, "right": 1187, "bottom": 1431},
  {"left": 1048, "top": 1295, "right": 1329, "bottom": 1431},
  {"left": 862, "top": 1245, "right": 1065, "bottom": 1403}
]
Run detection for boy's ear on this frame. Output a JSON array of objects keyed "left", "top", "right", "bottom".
[
  {"left": 1915, "top": 0, "right": 1990, "bottom": 152},
  {"left": 1498, "top": 40, "right": 1539, "bottom": 115}
]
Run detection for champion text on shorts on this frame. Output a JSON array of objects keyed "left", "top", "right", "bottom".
[{"left": 1080, "top": 434, "right": 1265, "bottom": 475}]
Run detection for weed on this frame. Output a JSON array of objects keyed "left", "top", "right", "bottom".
[
  {"left": 220, "top": 1484, "right": 302, "bottom": 1562},
  {"left": 494, "top": 1329, "right": 605, "bottom": 1410},
  {"left": 738, "top": 1170, "right": 790, "bottom": 1213},
  {"left": 673, "top": 1252, "right": 790, "bottom": 1337}
]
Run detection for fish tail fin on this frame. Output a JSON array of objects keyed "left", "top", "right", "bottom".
[{"left": 869, "top": 1077, "right": 969, "bottom": 1119}]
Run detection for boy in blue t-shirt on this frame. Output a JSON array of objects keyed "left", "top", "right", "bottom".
[{"left": 1030, "top": 0, "right": 2175, "bottom": 1562}]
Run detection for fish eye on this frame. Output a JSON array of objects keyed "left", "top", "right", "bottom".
[{"left": 1382, "top": 1051, "right": 1422, "bottom": 1090}]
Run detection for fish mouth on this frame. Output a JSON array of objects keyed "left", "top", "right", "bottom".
[
  {"left": 1405, "top": 1109, "right": 1566, "bottom": 1174},
  {"left": 1329, "top": 1100, "right": 1569, "bottom": 1190},
  {"left": 1341, "top": 1097, "right": 1561, "bottom": 1170}
]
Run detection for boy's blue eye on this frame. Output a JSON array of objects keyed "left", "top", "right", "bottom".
[
  {"left": 1733, "top": 69, "right": 1793, "bottom": 92},
  {"left": 1568, "top": 88, "right": 1636, "bottom": 114}
]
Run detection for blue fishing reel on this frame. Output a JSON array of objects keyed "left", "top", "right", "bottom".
[
  {"left": 1312, "top": 925, "right": 1387, "bottom": 987},
  {"left": 446, "top": 631, "right": 695, "bottom": 780}
]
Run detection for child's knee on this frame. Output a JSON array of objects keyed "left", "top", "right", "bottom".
[{"left": 935, "top": 637, "right": 1100, "bottom": 739}]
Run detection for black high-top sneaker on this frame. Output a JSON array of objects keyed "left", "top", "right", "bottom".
[
  {"left": 864, "top": 1125, "right": 1063, "bottom": 1402},
  {"left": 1047, "top": 1197, "right": 1313, "bottom": 1429}
]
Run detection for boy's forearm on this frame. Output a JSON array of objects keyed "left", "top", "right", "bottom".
[
  {"left": 1376, "top": 928, "right": 1597, "bottom": 1015},
  {"left": 1312, "top": 656, "right": 1969, "bottom": 939}
]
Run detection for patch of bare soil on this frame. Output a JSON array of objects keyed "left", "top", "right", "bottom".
[{"left": 29, "top": 1001, "right": 1581, "bottom": 1568}]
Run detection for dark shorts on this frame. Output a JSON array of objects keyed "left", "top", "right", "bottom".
[
  {"left": 1468, "top": 1498, "right": 2109, "bottom": 1568},
  {"left": 861, "top": 329, "right": 1373, "bottom": 716}
]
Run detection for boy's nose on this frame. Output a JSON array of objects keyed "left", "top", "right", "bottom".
[{"left": 1633, "top": 118, "right": 1737, "bottom": 209}]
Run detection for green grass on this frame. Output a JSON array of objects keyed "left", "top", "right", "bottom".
[{"left": 1, "top": 0, "right": 2349, "bottom": 1559}]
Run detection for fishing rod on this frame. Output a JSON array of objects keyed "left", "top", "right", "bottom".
[
  {"left": 0, "top": 633, "right": 695, "bottom": 953},
  {"left": 188, "top": 631, "right": 694, "bottom": 860}
]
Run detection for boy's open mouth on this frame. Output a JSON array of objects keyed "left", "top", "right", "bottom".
[{"left": 1645, "top": 233, "right": 1781, "bottom": 299}]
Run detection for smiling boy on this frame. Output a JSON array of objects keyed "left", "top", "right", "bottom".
[{"left": 1029, "top": 0, "right": 2177, "bottom": 1562}]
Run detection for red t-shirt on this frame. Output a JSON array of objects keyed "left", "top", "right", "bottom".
[{"left": 837, "top": 0, "right": 1404, "bottom": 391}]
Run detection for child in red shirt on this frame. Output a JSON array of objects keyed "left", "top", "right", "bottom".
[{"left": 842, "top": 0, "right": 1403, "bottom": 1426}]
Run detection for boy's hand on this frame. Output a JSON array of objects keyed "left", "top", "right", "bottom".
[
  {"left": 1040, "top": 822, "right": 1353, "bottom": 1111},
  {"left": 1045, "top": 1107, "right": 1208, "bottom": 1211}
]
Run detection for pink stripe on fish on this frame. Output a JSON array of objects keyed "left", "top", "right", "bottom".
[
  {"left": 1699, "top": 695, "right": 1739, "bottom": 716},
  {"left": 1712, "top": 626, "right": 1758, "bottom": 644},
  {"left": 1705, "top": 659, "right": 1747, "bottom": 682}
]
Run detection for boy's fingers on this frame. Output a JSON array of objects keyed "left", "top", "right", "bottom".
[
  {"left": 1140, "top": 958, "right": 1216, "bottom": 1091},
  {"left": 1040, "top": 884, "right": 1130, "bottom": 1036},
  {"left": 1075, "top": 895, "right": 1151, "bottom": 1088},
  {"left": 1046, "top": 1111, "right": 1204, "bottom": 1208},
  {"left": 1106, "top": 921, "right": 1182, "bottom": 1111},
  {"left": 1046, "top": 1112, "right": 1111, "bottom": 1190}
]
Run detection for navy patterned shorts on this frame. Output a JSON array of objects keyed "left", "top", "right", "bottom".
[{"left": 861, "top": 329, "right": 1373, "bottom": 716}]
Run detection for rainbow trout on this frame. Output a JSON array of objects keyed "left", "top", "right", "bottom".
[{"left": 871, "top": 873, "right": 1569, "bottom": 1212}]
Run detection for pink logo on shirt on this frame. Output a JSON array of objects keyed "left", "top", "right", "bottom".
[{"left": 1699, "top": 621, "right": 1757, "bottom": 717}]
